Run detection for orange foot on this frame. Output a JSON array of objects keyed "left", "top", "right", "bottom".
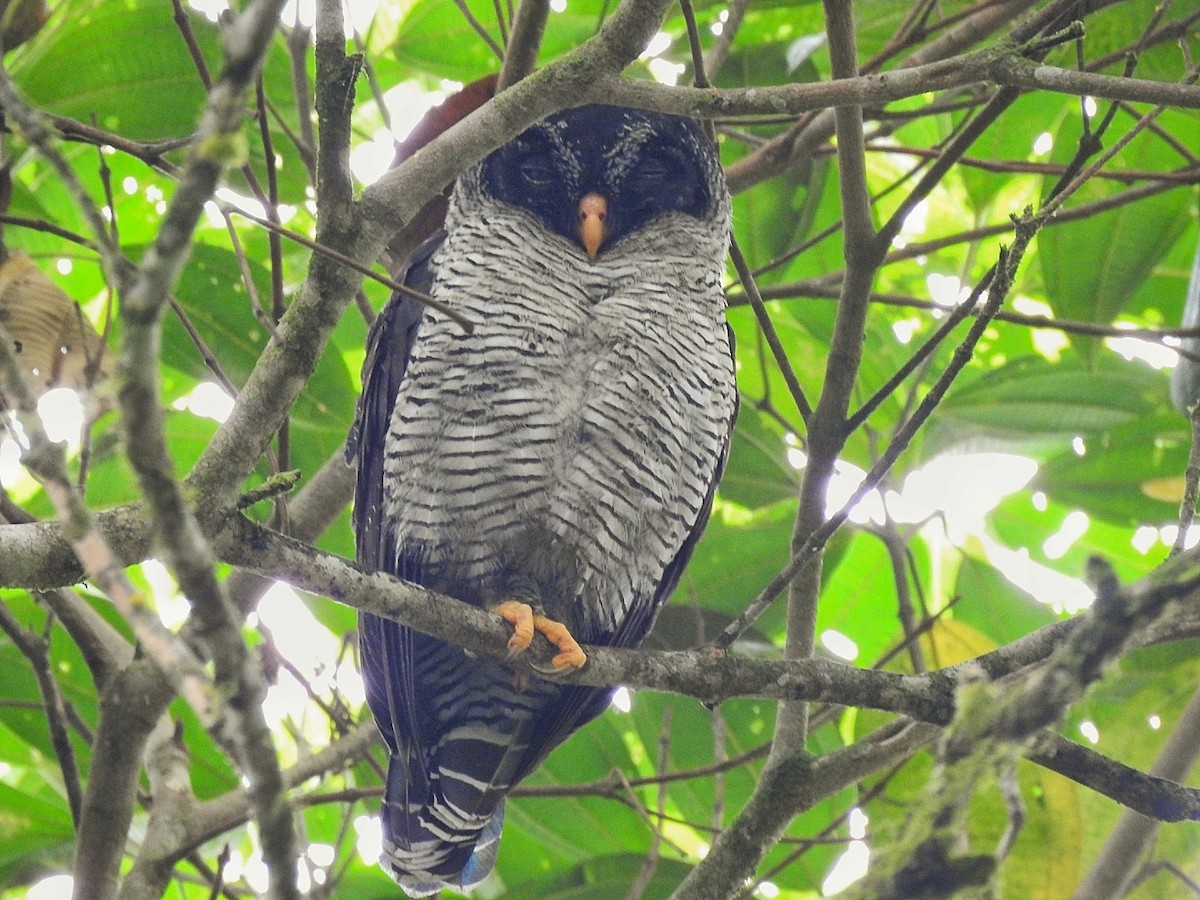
[{"left": 490, "top": 600, "right": 587, "bottom": 673}]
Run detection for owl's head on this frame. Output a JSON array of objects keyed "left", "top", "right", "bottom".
[{"left": 463, "top": 104, "right": 728, "bottom": 262}]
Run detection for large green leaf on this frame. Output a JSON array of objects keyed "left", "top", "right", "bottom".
[
  {"left": 1038, "top": 110, "right": 1196, "bottom": 336},
  {"left": 670, "top": 498, "right": 796, "bottom": 641},
  {"left": 501, "top": 707, "right": 654, "bottom": 882},
  {"left": 816, "top": 529, "right": 933, "bottom": 668},
  {"left": 0, "top": 782, "right": 74, "bottom": 887},
  {"left": 988, "top": 488, "right": 1169, "bottom": 584},
  {"left": 10, "top": 0, "right": 220, "bottom": 140},
  {"left": 1035, "top": 413, "right": 1189, "bottom": 527},
  {"left": 0, "top": 592, "right": 99, "bottom": 776},
  {"left": 953, "top": 554, "right": 1060, "bottom": 648},
  {"left": 955, "top": 92, "right": 1074, "bottom": 213},
  {"left": 391, "top": 0, "right": 640, "bottom": 82},
  {"left": 931, "top": 354, "right": 1170, "bottom": 454}
]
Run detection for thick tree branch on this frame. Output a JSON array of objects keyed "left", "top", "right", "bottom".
[
  {"left": 599, "top": 48, "right": 1200, "bottom": 120},
  {"left": 672, "top": 720, "right": 940, "bottom": 899},
  {"left": 72, "top": 659, "right": 176, "bottom": 900},
  {"left": 112, "top": 2, "right": 300, "bottom": 895},
  {"left": 217, "top": 513, "right": 1200, "bottom": 742},
  {"left": 770, "top": 0, "right": 876, "bottom": 769}
]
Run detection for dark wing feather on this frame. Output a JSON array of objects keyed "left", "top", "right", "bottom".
[{"left": 350, "top": 234, "right": 441, "bottom": 764}]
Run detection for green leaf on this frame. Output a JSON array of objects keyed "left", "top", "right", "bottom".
[
  {"left": 816, "top": 530, "right": 931, "bottom": 667},
  {"left": 932, "top": 355, "right": 1169, "bottom": 454},
  {"left": 720, "top": 406, "right": 798, "bottom": 511},
  {"left": 1035, "top": 413, "right": 1189, "bottom": 527},
  {"left": 10, "top": 0, "right": 221, "bottom": 141},
  {"left": 988, "top": 489, "right": 1165, "bottom": 583},
  {"left": 1038, "top": 112, "right": 1196, "bottom": 338},
  {"left": 506, "top": 854, "right": 694, "bottom": 899},
  {"left": 955, "top": 92, "right": 1072, "bottom": 213},
  {"left": 161, "top": 242, "right": 358, "bottom": 486},
  {"left": 391, "top": 0, "right": 504, "bottom": 81},
  {"left": 671, "top": 498, "right": 796, "bottom": 641},
  {"left": 953, "top": 554, "right": 1060, "bottom": 648},
  {"left": 0, "top": 781, "right": 74, "bottom": 887},
  {"left": 997, "top": 764, "right": 1083, "bottom": 900}
]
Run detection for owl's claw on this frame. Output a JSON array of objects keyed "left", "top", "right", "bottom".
[
  {"left": 490, "top": 600, "right": 587, "bottom": 673},
  {"left": 492, "top": 600, "right": 536, "bottom": 656}
]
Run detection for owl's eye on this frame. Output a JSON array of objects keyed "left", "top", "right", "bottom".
[
  {"left": 629, "top": 155, "right": 674, "bottom": 187},
  {"left": 518, "top": 157, "right": 558, "bottom": 186},
  {"left": 626, "top": 149, "right": 704, "bottom": 213}
]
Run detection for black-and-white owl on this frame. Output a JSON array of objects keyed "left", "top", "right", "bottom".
[{"left": 349, "top": 104, "right": 737, "bottom": 896}]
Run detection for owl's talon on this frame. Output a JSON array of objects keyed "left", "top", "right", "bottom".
[
  {"left": 491, "top": 600, "right": 535, "bottom": 656},
  {"left": 531, "top": 614, "right": 587, "bottom": 672},
  {"left": 490, "top": 601, "right": 587, "bottom": 672}
]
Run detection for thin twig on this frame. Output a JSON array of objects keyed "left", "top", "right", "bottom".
[
  {"left": 0, "top": 602, "right": 85, "bottom": 827},
  {"left": 220, "top": 203, "right": 476, "bottom": 331},
  {"left": 285, "top": 10, "right": 317, "bottom": 164},
  {"left": 702, "top": 0, "right": 749, "bottom": 80},
  {"left": 1171, "top": 401, "right": 1200, "bottom": 557},
  {"left": 170, "top": 0, "right": 214, "bottom": 88},
  {"left": 625, "top": 709, "right": 672, "bottom": 900},
  {"left": 728, "top": 236, "right": 813, "bottom": 423},
  {"left": 452, "top": 0, "right": 506, "bottom": 60}
]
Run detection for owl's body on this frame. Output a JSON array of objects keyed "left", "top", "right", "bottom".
[{"left": 352, "top": 105, "right": 735, "bottom": 896}]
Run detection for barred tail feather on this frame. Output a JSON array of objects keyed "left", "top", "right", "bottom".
[{"left": 381, "top": 754, "right": 505, "bottom": 897}]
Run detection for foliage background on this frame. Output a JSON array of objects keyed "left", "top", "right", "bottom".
[{"left": 0, "top": 0, "right": 1198, "bottom": 897}]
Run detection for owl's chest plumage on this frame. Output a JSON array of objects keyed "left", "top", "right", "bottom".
[{"left": 379, "top": 203, "right": 734, "bottom": 642}]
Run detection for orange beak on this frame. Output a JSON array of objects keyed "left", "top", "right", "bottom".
[{"left": 578, "top": 192, "right": 608, "bottom": 262}]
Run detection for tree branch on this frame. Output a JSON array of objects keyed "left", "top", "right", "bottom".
[
  {"left": 853, "top": 550, "right": 1200, "bottom": 897},
  {"left": 672, "top": 719, "right": 940, "bottom": 898},
  {"left": 216, "top": 512, "right": 1200, "bottom": 738},
  {"left": 110, "top": 2, "right": 300, "bottom": 894},
  {"left": 497, "top": 0, "right": 550, "bottom": 91}
]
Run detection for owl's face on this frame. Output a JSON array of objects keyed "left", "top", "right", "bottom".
[{"left": 476, "top": 105, "right": 724, "bottom": 260}]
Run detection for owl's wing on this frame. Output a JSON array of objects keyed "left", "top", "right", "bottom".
[
  {"left": 348, "top": 232, "right": 442, "bottom": 571},
  {"left": 350, "top": 233, "right": 442, "bottom": 771}
]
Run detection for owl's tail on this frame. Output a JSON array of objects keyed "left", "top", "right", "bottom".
[{"left": 380, "top": 754, "right": 506, "bottom": 898}]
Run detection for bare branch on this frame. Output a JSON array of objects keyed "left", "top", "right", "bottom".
[{"left": 497, "top": 0, "right": 550, "bottom": 91}]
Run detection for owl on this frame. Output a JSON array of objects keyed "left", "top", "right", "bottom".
[{"left": 349, "top": 103, "right": 737, "bottom": 896}]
